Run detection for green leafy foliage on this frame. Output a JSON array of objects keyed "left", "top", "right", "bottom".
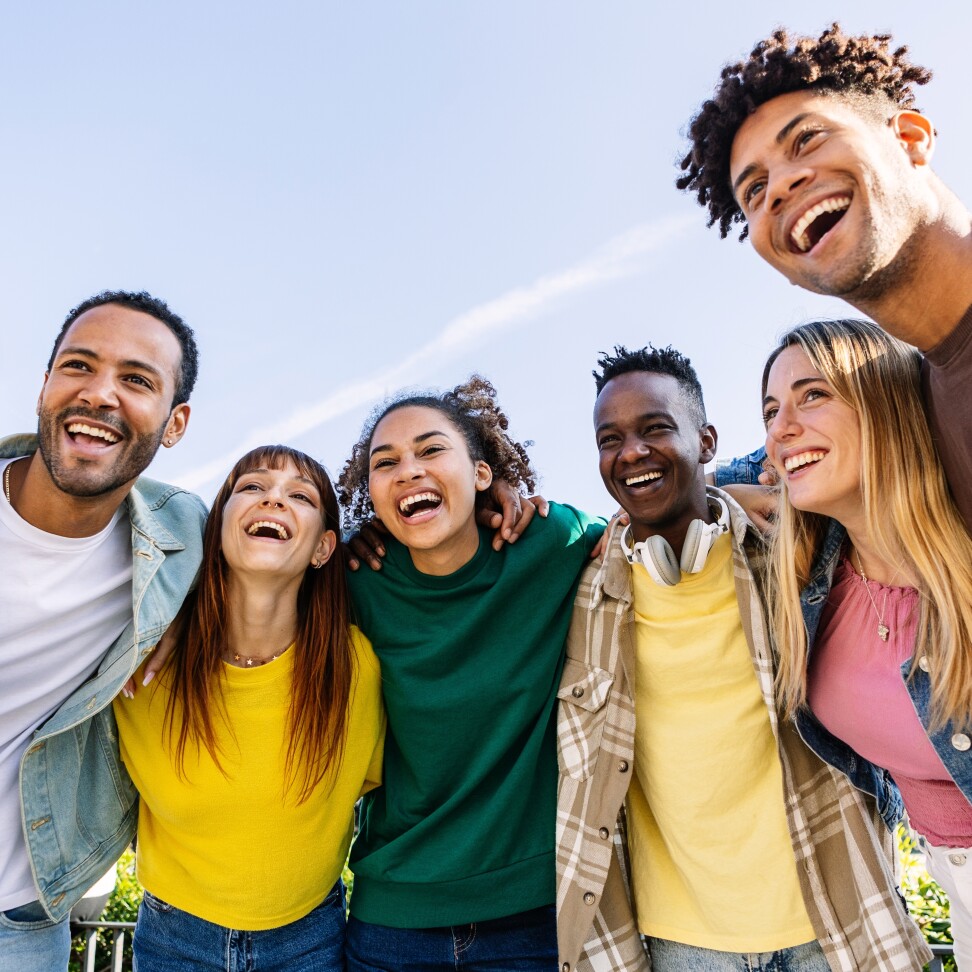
[
  {"left": 898, "top": 826, "right": 956, "bottom": 972},
  {"left": 69, "top": 850, "right": 141, "bottom": 972},
  {"left": 343, "top": 862, "right": 354, "bottom": 902},
  {"left": 101, "top": 849, "right": 143, "bottom": 922}
]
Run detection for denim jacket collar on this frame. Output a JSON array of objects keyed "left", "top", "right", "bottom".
[
  {"left": 799, "top": 518, "right": 846, "bottom": 645},
  {"left": 127, "top": 482, "right": 189, "bottom": 551},
  {"left": 0, "top": 433, "right": 185, "bottom": 554},
  {"left": 809, "top": 517, "right": 847, "bottom": 584}
]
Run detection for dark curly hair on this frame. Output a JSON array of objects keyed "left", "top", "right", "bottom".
[
  {"left": 338, "top": 375, "right": 537, "bottom": 527},
  {"left": 594, "top": 344, "right": 707, "bottom": 426},
  {"left": 677, "top": 23, "right": 933, "bottom": 240},
  {"left": 49, "top": 290, "right": 199, "bottom": 406}
]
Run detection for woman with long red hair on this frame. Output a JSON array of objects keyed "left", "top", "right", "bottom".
[{"left": 114, "top": 445, "right": 384, "bottom": 972}]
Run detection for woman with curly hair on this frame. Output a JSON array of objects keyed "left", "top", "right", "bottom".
[
  {"left": 114, "top": 446, "right": 384, "bottom": 971},
  {"left": 337, "top": 376, "right": 603, "bottom": 971},
  {"left": 760, "top": 319, "right": 972, "bottom": 965}
]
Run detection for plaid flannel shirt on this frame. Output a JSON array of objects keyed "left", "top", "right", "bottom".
[{"left": 555, "top": 488, "right": 931, "bottom": 972}]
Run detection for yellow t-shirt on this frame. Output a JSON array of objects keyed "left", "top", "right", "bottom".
[
  {"left": 113, "top": 626, "right": 384, "bottom": 930},
  {"left": 626, "top": 533, "right": 815, "bottom": 952}
]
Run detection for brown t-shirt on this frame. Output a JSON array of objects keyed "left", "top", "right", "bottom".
[{"left": 922, "top": 302, "right": 972, "bottom": 532}]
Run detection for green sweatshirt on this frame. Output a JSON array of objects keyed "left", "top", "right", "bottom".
[{"left": 347, "top": 502, "right": 604, "bottom": 927}]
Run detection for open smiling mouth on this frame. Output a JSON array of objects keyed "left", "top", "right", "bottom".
[
  {"left": 783, "top": 451, "right": 826, "bottom": 473},
  {"left": 246, "top": 521, "right": 291, "bottom": 540},
  {"left": 790, "top": 196, "right": 850, "bottom": 254},
  {"left": 66, "top": 422, "right": 121, "bottom": 446},
  {"left": 624, "top": 471, "right": 662, "bottom": 489},
  {"left": 399, "top": 491, "right": 443, "bottom": 517}
]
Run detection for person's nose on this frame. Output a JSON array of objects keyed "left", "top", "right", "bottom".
[{"left": 767, "top": 161, "right": 813, "bottom": 216}]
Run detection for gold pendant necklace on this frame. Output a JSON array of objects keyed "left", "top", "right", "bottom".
[{"left": 853, "top": 550, "right": 897, "bottom": 642}]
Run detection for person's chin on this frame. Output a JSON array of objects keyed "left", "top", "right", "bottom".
[{"left": 51, "top": 458, "right": 128, "bottom": 498}]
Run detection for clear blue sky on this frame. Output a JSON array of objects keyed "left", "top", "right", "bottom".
[{"left": 2, "top": 2, "right": 968, "bottom": 517}]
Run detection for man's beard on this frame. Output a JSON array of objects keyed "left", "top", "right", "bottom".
[
  {"left": 807, "top": 183, "right": 927, "bottom": 305},
  {"left": 843, "top": 229, "right": 924, "bottom": 306},
  {"left": 37, "top": 406, "right": 166, "bottom": 498}
]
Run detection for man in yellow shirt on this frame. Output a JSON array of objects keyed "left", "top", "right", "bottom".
[{"left": 555, "top": 345, "right": 929, "bottom": 971}]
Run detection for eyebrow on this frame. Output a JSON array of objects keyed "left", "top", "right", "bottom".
[
  {"left": 55, "top": 346, "right": 165, "bottom": 381},
  {"left": 370, "top": 429, "right": 451, "bottom": 457},
  {"left": 245, "top": 468, "right": 318, "bottom": 488},
  {"left": 595, "top": 411, "right": 674, "bottom": 434},
  {"left": 776, "top": 113, "right": 811, "bottom": 145},
  {"left": 761, "top": 375, "right": 823, "bottom": 407},
  {"left": 732, "top": 164, "right": 758, "bottom": 197},
  {"left": 732, "top": 112, "right": 813, "bottom": 197}
]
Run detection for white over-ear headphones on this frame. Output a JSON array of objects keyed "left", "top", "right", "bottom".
[{"left": 620, "top": 496, "right": 731, "bottom": 587}]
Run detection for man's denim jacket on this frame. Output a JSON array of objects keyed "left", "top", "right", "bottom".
[
  {"left": 712, "top": 446, "right": 768, "bottom": 488},
  {"left": 720, "top": 447, "right": 972, "bottom": 831},
  {"left": 2, "top": 434, "right": 206, "bottom": 920}
]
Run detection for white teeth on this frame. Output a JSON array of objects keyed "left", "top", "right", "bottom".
[
  {"left": 783, "top": 451, "right": 826, "bottom": 472},
  {"left": 624, "top": 472, "right": 662, "bottom": 486},
  {"left": 790, "top": 196, "right": 850, "bottom": 253},
  {"left": 246, "top": 520, "right": 291, "bottom": 540},
  {"left": 399, "top": 491, "right": 441, "bottom": 513},
  {"left": 67, "top": 422, "right": 120, "bottom": 444}
]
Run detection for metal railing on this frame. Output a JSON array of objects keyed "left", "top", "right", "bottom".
[
  {"left": 927, "top": 942, "right": 956, "bottom": 971},
  {"left": 72, "top": 920, "right": 135, "bottom": 972},
  {"left": 71, "top": 920, "right": 953, "bottom": 972}
]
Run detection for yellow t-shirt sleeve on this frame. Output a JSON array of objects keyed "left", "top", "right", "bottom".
[{"left": 114, "top": 625, "right": 385, "bottom": 931}]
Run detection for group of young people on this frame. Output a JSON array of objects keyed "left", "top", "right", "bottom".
[{"left": 2, "top": 21, "right": 971, "bottom": 972}]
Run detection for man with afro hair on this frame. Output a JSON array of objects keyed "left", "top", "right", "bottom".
[{"left": 679, "top": 24, "right": 972, "bottom": 530}]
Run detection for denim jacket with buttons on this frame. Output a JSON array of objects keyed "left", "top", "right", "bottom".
[
  {"left": 794, "top": 518, "right": 904, "bottom": 830},
  {"left": 2, "top": 434, "right": 207, "bottom": 921},
  {"left": 720, "top": 448, "right": 972, "bottom": 831},
  {"left": 797, "top": 517, "right": 972, "bottom": 831}
]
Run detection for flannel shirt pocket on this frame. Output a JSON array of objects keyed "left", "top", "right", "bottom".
[{"left": 557, "top": 657, "right": 614, "bottom": 781}]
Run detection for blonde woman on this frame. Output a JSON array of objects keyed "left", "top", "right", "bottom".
[{"left": 760, "top": 318, "right": 972, "bottom": 965}]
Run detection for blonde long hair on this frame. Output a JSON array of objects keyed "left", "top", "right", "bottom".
[{"left": 765, "top": 319, "right": 972, "bottom": 730}]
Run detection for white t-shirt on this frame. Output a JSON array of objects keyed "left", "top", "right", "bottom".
[{"left": 0, "top": 457, "right": 133, "bottom": 910}]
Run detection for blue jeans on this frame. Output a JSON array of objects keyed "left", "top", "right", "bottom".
[
  {"left": 0, "top": 900, "right": 71, "bottom": 972},
  {"left": 346, "top": 905, "right": 558, "bottom": 971},
  {"left": 133, "top": 881, "right": 346, "bottom": 971},
  {"left": 648, "top": 938, "right": 828, "bottom": 972}
]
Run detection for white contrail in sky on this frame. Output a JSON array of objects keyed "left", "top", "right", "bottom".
[{"left": 178, "top": 214, "right": 693, "bottom": 492}]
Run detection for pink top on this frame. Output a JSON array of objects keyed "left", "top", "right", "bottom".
[{"left": 807, "top": 556, "right": 972, "bottom": 846}]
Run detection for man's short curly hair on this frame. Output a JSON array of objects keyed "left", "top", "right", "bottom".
[
  {"left": 337, "top": 374, "right": 537, "bottom": 528},
  {"left": 677, "top": 23, "right": 933, "bottom": 240},
  {"left": 594, "top": 344, "right": 707, "bottom": 427},
  {"left": 48, "top": 290, "right": 199, "bottom": 406}
]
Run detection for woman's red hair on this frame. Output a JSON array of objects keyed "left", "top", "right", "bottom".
[{"left": 163, "top": 445, "right": 354, "bottom": 802}]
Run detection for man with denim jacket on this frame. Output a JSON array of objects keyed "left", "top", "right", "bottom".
[
  {"left": 555, "top": 346, "right": 929, "bottom": 971},
  {"left": 0, "top": 291, "right": 207, "bottom": 971}
]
